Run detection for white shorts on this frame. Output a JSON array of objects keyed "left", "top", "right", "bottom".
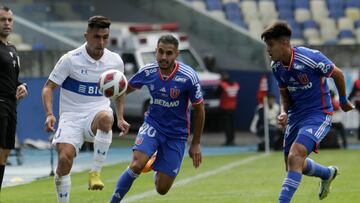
[{"left": 52, "top": 107, "right": 112, "bottom": 155}]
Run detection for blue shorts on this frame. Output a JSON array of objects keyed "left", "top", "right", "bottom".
[
  {"left": 284, "top": 113, "right": 332, "bottom": 156},
  {"left": 133, "top": 122, "right": 186, "bottom": 178}
]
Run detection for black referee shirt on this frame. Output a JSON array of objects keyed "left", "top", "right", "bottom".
[{"left": 0, "top": 41, "right": 22, "bottom": 103}]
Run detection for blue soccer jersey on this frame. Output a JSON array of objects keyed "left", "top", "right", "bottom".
[
  {"left": 272, "top": 47, "right": 334, "bottom": 120},
  {"left": 128, "top": 61, "right": 204, "bottom": 140}
]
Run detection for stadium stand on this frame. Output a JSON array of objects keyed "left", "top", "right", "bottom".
[{"left": 183, "top": 0, "right": 360, "bottom": 45}]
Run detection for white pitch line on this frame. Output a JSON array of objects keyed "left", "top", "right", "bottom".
[{"left": 123, "top": 153, "right": 270, "bottom": 202}]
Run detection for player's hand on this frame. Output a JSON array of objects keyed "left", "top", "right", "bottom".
[
  {"left": 340, "top": 101, "right": 355, "bottom": 112},
  {"left": 277, "top": 112, "right": 288, "bottom": 127},
  {"left": 16, "top": 84, "right": 28, "bottom": 100},
  {"left": 117, "top": 119, "right": 130, "bottom": 137},
  {"left": 189, "top": 143, "right": 202, "bottom": 168},
  {"left": 45, "top": 114, "right": 56, "bottom": 132}
]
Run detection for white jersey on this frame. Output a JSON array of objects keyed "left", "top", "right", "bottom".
[{"left": 49, "top": 43, "right": 124, "bottom": 115}]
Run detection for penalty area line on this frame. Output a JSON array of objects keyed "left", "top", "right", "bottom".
[{"left": 123, "top": 153, "right": 269, "bottom": 202}]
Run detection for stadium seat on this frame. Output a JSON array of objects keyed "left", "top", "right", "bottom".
[
  {"left": 248, "top": 19, "right": 264, "bottom": 38},
  {"left": 320, "top": 18, "right": 338, "bottom": 44},
  {"left": 241, "top": 0, "right": 260, "bottom": 23},
  {"left": 294, "top": 8, "right": 311, "bottom": 23},
  {"left": 338, "top": 17, "right": 355, "bottom": 31},
  {"left": 303, "top": 20, "right": 322, "bottom": 45},
  {"left": 329, "top": 7, "right": 345, "bottom": 20},
  {"left": 310, "top": 0, "right": 329, "bottom": 23},
  {"left": 188, "top": 0, "right": 207, "bottom": 11},
  {"left": 258, "top": 0, "right": 278, "bottom": 27},
  {"left": 338, "top": 29, "right": 357, "bottom": 45}
]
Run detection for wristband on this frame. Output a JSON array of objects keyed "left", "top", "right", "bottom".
[{"left": 339, "top": 96, "right": 348, "bottom": 105}]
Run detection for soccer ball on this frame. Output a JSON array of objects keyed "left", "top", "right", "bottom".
[{"left": 98, "top": 69, "right": 128, "bottom": 99}]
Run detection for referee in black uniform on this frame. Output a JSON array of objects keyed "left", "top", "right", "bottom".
[{"left": 0, "top": 6, "right": 28, "bottom": 190}]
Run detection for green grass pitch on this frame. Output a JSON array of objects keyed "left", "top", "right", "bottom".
[{"left": 2, "top": 149, "right": 360, "bottom": 202}]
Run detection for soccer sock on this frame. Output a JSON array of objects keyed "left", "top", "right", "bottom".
[
  {"left": 55, "top": 174, "right": 71, "bottom": 203},
  {"left": 278, "top": 171, "right": 302, "bottom": 203},
  {"left": 0, "top": 165, "right": 5, "bottom": 190},
  {"left": 303, "top": 158, "right": 331, "bottom": 180},
  {"left": 110, "top": 167, "right": 139, "bottom": 203},
  {"left": 92, "top": 129, "right": 112, "bottom": 172}
]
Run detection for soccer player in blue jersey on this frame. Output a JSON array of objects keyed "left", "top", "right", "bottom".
[
  {"left": 109, "top": 34, "right": 205, "bottom": 202},
  {"left": 261, "top": 21, "right": 354, "bottom": 203}
]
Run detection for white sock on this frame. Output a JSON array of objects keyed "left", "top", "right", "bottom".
[
  {"left": 92, "top": 129, "right": 112, "bottom": 172},
  {"left": 55, "top": 174, "right": 71, "bottom": 203}
]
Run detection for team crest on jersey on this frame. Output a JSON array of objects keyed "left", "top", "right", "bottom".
[
  {"left": 135, "top": 134, "right": 144, "bottom": 145},
  {"left": 170, "top": 88, "right": 180, "bottom": 98},
  {"left": 297, "top": 73, "right": 309, "bottom": 84}
]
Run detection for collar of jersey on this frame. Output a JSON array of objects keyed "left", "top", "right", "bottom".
[{"left": 159, "top": 62, "right": 179, "bottom": 81}]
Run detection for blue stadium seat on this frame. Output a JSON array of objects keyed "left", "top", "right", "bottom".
[
  {"left": 294, "top": 0, "right": 309, "bottom": 9},
  {"left": 328, "top": 0, "right": 344, "bottom": 8},
  {"left": 329, "top": 7, "right": 345, "bottom": 19},
  {"left": 278, "top": 9, "right": 294, "bottom": 21},
  {"left": 276, "top": 0, "right": 293, "bottom": 10},
  {"left": 339, "top": 29, "right": 355, "bottom": 38},
  {"left": 345, "top": 0, "right": 360, "bottom": 8},
  {"left": 355, "top": 19, "right": 360, "bottom": 28},
  {"left": 204, "top": 0, "right": 222, "bottom": 11},
  {"left": 303, "top": 19, "right": 318, "bottom": 30}
]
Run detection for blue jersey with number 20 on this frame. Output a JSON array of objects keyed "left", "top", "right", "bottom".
[{"left": 128, "top": 61, "right": 204, "bottom": 140}]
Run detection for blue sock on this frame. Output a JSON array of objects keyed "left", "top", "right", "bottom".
[
  {"left": 279, "top": 171, "right": 302, "bottom": 203},
  {"left": 110, "top": 167, "right": 139, "bottom": 203},
  {"left": 303, "top": 158, "right": 330, "bottom": 180}
]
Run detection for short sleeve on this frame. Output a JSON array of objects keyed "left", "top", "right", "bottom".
[
  {"left": 312, "top": 51, "right": 334, "bottom": 77},
  {"left": 49, "top": 54, "right": 71, "bottom": 85},
  {"left": 189, "top": 74, "right": 204, "bottom": 104}
]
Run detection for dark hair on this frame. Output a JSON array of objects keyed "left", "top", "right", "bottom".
[
  {"left": 87, "top": 15, "right": 111, "bottom": 29},
  {"left": 157, "top": 35, "right": 179, "bottom": 49},
  {"left": 261, "top": 21, "right": 292, "bottom": 42},
  {"left": 0, "top": 6, "right": 11, "bottom": 12}
]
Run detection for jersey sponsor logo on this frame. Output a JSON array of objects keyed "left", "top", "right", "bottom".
[
  {"left": 195, "top": 83, "right": 203, "bottom": 99},
  {"left": 170, "top": 88, "right": 180, "bottom": 99},
  {"left": 160, "top": 87, "right": 166, "bottom": 93},
  {"left": 306, "top": 128, "right": 313, "bottom": 134},
  {"left": 316, "top": 62, "right": 331, "bottom": 74},
  {"left": 153, "top": 98, "right": 179, "bottom": 108},
  {"left": 287, "top": 82, "right": 313, "bottom": 92},
  {"left": 294, "top": 63, "right": 304, "bottom": 70},
  {"left": 144, "top": 68, "right": 157, "bottom": 76},
  {"left": 297, "top": 73, "right": 309, "bottom": 85},
  {"left": 80, "top": 69, "right": 88, "bottom": 75},
  {"left": 62, "top": 77, "right": 102, "bottom": 96},
  {"left": 174, "top": 76, "right": 187, "bottom": 83}
]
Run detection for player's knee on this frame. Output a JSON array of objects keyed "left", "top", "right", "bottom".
[
  {"left": 96, "top": 112, "right": 114, "bottom": 131},
  {"left": 155, "top": 184, "right": 170, "bottom": 195},
  {"left": 287, "top": 152, "right": 306, "bottom": 170},
  {"left": 57, "top": 154, "right": 73, "bottom": 175},
  {"left": 129, "top": 161, "right": 146, "bottom": 174}
]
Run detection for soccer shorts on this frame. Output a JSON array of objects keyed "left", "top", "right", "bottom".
[
  {"left": 52, "top": 107, "right": 112, "bottom": 155},
  {"left": 284, "top": 113, "right": 332, "bottom": 156},
  {"left": 133, "top": 122, "right": 186, "bottom": 178},
  {"left": 0, "top": 101, "right": 16, "bottom": 149}
]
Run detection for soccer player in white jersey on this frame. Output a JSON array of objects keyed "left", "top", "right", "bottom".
[
  {"left": 109, "top": 35, "right": 205, "bottom": 202},
  {"left": 42, "top": 16, "right": 130, "bottom": 203},
  {"left": 261, "top": 21, "right": 354, "bottom": 203}
]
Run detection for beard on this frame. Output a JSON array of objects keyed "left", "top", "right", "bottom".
[{"left": 158, "top": 60, "right": 174, "bottom": 70}]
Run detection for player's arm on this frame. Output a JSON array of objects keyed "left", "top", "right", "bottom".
[
  {"left": 278, "top": 88, "right": 290, "bottom": 127},
  {"left": 42, "top": 79, "right": 59, "bottom": 132},
  {"left": 114, "top": 94, "right": 130, "bottom": 136},
  {"left": 189, "top": 101, "right": 205, "bottom": 168},
  {"left": 330, "top": 66, "right": 354, "bottom": 112}
]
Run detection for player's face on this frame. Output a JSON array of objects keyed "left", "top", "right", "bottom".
[
  {"left": 0, "top": 9, "right": 13, "bottom": 39},
  {"left": 156, "top": 42, "right": 179, "bottom": 70},
  {"left": 84, "top": 28, "right": 109, "bottom": 59},
  {"left": 265, "top": 38, "right": 288, "bottom": 61}
]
